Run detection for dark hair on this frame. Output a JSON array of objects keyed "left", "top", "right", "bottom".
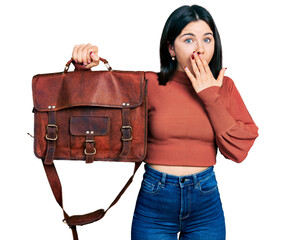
[{"left": 158, "top": 5, "right": 222, "bottom": 85}]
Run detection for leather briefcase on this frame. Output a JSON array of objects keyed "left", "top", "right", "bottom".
[{"left": 32, "top": 58, "right": 148, "bottom": 239}]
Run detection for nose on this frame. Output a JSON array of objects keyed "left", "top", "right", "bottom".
[{"left": 196, "top": 41, "right": 204, "bottom": 55}]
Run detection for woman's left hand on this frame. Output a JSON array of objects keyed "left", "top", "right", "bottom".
[{"left": 184, "top": 51, "right": 227, "bottom": 93}]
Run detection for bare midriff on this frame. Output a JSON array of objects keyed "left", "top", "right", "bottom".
[{"left": 148, "top": 164, "right": 209, "bottom": 176}]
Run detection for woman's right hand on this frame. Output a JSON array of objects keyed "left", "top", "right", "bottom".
[{"left": 72, "top": 43, "right": 100, "bottom": 69}]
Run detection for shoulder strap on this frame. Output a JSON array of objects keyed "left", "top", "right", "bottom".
[{"left": 42, "top": 159, "right": 142, "bottom": 240}]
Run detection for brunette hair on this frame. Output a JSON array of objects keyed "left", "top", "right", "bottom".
[{"left": 158, "top": 5, "right": 223, "bottom": 85}]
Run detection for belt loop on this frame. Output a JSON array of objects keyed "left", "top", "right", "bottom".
[
  {"left": 192, "top": 174, "right": 199, "bottom": 189},
  {"left": 160, "top": 173, "right": 167, "bottom": 187}
]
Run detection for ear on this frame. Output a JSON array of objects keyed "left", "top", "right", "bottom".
[{"left": 167, "top": 42, "right": 175, "bottom": 56}]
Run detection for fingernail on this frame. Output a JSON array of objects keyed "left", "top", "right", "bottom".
[
  {"left": 88, "top": 60, "right": 91, "bottom": 64},
  {"left": 83, "top": 62, "right": 86, "bottom": 66},
  {"left": 90, "top": 52, "right": 94, "bottom": 56},
  {"left": 193, "top": 51, "right": 196, "bottom": 54},
  {"left": 191, "top": 55, "right": 194, "bottom": 60},
  {"left": 75, "top": 59, "right": 78, "bottom": 63},
  {"left": 198, "top": 53, "right": 201, "bottom": 56}
]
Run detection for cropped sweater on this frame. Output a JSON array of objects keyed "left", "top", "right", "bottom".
[{"left": 143, "top": 70, "right": 259, "bottom": 166}]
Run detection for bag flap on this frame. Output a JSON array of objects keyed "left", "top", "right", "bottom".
[
  {"left": 32, "top": 70, "right": 146, "bottom": 111},
  {"left": 70, "top": 116, "right": 110, "bottom": 136}
]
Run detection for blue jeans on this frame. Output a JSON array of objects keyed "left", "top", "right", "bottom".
[{"left": 131, "top": 164, "right": 226, "bottom": 240}]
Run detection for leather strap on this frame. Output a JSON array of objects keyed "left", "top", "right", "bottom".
[
  {"left": 64, "top": 57, "right": 112, "bottom": 73},
  {"left": 85, "top": 135, "right": 95, "bottom": 164},
  {"left": 119, "top": 108, "right": 132, "bottom": 157},
  {"left": 71, "top": 226, "right": 79, "bottom": 240},
  {"left": 44, "top": 111, "right": 57, "bottom": 165},
  {"left": 42, "top": 159, "right": 142, "bottom": 239}
]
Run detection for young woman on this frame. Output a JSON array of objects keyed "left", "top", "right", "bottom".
[{"left": 71, "top": 5, "right": 258, "bottom": 240}]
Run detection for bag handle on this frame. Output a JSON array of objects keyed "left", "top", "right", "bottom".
[{"left": 64, "top": 57, "right": 112, "bottom": 73}]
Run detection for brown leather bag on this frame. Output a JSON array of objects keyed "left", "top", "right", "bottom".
[{"left": 32, "top": 58, "right": 148, "bottom": 239}]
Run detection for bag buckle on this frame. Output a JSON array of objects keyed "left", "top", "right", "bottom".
[
  {"left": 84, "top": 139, "right": 96, "bottom": 155},
  {"left": 121, "top": 126, "right": 133, "bottom": 141},
  {"left": 84, "top": 148, "right": 96, "bottom": 155},
  {"left": 45, "top": 124, "right": 58, "bottom": 141}
]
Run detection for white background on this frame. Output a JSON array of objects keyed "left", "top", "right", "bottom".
[{"left": 1, "top": 0, "right": 285, "bottom": 239}]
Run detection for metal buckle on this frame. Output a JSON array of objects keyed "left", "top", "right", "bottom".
[
  {"left": 84, "top": 148, "right": 96, "bottom": 155},
  {"left": 104, "top": 62, "right": 112, "bottom": 71},
  {"left": 45, "top": 124, "right": 58, "bottom": 141},
  {"left": 64, "top": 65, "right": 69, "bottom": 72},
  {"left": 84, "top": 139, "right": 96, "bottom": 155},
  {"left": 121, "top": 126, "right": 133, "bottom": 141}
]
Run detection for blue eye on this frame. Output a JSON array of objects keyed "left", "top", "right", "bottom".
[
  {"left": 185, "top": 39, "right": 193, "bottom": 44},
  {"left": 204, "top": 38, "right": 211, "bottom": 43}
]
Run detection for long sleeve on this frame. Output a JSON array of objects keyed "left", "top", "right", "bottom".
[{"left": 197, "top": 76, "right": 259, "bottom": 163}]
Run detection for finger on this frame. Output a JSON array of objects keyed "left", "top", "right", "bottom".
[
  {"left": 89, "top": 46, "right": 100, "bottom": 62},
  {"left": 190, "top": 54, "right": 200, "bottom": 78},
  {"left": 184, "top": 66, "right": 196, "bottom": 85},
  {"left": 85, "top": 61, "right": 99, "bottom": 69},
  {"left": 72, "top": 44, "right": 80, "bottom": 62},
  {"left": 82, "top": 43, "right": 92, "bottom": 65},
  {"left": 77, "top": 44, "right": 85, "bottom": 63},
  {"left": 199, "top": 55, "right": 212, "bottom": 75},
  {"left": 193, "top": 52, "right": 206, "bottom": 75},
  {"left": 88, "top": 51, "right": 100, "bottom": 68},
  {"left": 89, "top": 45, "right": 99, "bottom": 56},
  {"left": 87, "top": 45, "right": 100, "bottom": 68},
  {"left": 217, "top": 67, "right": 227, "bottom": 86},
  {"left": 90, "top": 51, "right": 100, "bottom": 63}
]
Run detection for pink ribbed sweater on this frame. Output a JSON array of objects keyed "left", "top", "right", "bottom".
[{"left": 144, "top": 70, "right": 259, "bottom": 166}]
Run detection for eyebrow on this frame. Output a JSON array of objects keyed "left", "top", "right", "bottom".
[{"left": 180, "top": 32, "right": 213, "bottom": 38}]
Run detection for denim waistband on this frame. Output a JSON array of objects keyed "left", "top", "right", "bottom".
[{"left": 144, "top": 164, "right": 214, "bottom": 186}]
